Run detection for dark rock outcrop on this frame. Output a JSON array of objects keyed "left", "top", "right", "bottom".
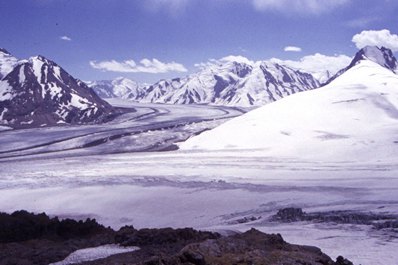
[
  {"left": 0, "top": 210, "right": 115, "bottom": 265},
  {"left": 137, "top": 228, "right": 349, "bottom": 265},
  {"left": 0, "top": 210, "right": 109, "bottom": 243},
  {"left": 0, "top": 210, "right": 353, "bottom": 265},
  {"left": 116, "top": 226, "right": 220, "bottom": 247},
  {"left": 271, "top": 207, "right": 398, "bottom": 230}
]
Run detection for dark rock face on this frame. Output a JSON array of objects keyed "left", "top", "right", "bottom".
[
  {"left": 272, "top": 207, "right": 305, "bottom": 222},
  {"left": 0, "top": 210, "right": 108, "bottom": 243},
  {"left": 0, "top": 51, "right": 122, "bottom": 128},
  {"left": 0, "top": 210, "right": 114, "bottom": 265},
  {"left": 271, "top": 207, "right": 398, "bottom": 230},
  {"left": 138, "top": 228, "right": 349, "bottom": 265},
  {"left": 0, "top": 211, "right": 353, "bottom": 265},
  {"left": 336, "top": 256, "right": 354, "bottom": 265},
  {"left": 116, "top": 226, "right": 220, "bottom": 247}
]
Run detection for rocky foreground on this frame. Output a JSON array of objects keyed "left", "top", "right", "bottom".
[{"left": 0, "top": 210, "right": 353, "bottom": 265}]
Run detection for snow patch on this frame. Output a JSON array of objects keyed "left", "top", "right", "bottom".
[
  {"left": 70, "top": 94, "right": 91, "bottom": 109},
  {"left": 53, "top": 66, "right": 62, "bottom": 81},
  {"left": 49, "top": 244, "right": 139, "bottom": 265},
  {"left": 0, "top": 108, "right": 8, "bottom": 121},
  {"left": 0, "top": 125, "right": 11, "bottom": 131},
  {"left": 18, "top": 65, "right": 26, "bottom": 84},
  {"left": 20, "top": 120, "right": 34, "bottom": 125}
]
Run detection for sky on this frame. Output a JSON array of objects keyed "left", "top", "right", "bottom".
[{"left": 1, "top": 0, "right": 398, "bottom": 83}]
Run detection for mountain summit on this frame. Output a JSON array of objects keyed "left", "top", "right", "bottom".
[
  {"left": 325, "top": 46, "right": 397, "bottom": 84},
  {"left": 351, "top": 46, "right": 398, "bottom": 71},
  {"left": 0, "top": 50, "right": 120, "bottom": 128}
]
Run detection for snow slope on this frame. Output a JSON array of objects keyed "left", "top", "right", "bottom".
[{"left": 180, "top": 58, "right": 398, "bottom": 161}]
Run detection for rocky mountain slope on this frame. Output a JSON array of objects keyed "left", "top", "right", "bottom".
[
  {"left": 0, "top": 49, "right": 121, "bottom": 128},
  {"left": 180, "top": 46, "right": 398, "bottom": 161}
]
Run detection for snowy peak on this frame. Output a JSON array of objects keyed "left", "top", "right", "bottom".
[
  {"left": 351, "top": 46, "right": 398, "bottom": 71},
  {"left": 0, "top": 49, "right": 119, "bottom": 128},
  {"left": 324, "top": 46, "right": 397, "bottom": 85}
]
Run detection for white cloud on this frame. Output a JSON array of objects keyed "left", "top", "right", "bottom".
[
  {"left": 270, "top": 53, "right": 352, "bottom": 82},
  {"left": 194, "top": 55, "right": 254, "bottom": 70},
  {"left": 145, "top": 0, "right": 190, "bottom": 16},
  {"left": 352, "top": 29, "right": 398, "bottom": 52},
  {"left": 284, "top": 46, "right": 302, "bottom": 52},
  {"left": 60, "top": 36, "right": 72, "bottom": 41},
  {"left": 90, "top": 58, "right": 188, "bottom": 74},
  {"left": 252, "top": 0, "right": 350, "bottom": 15}
]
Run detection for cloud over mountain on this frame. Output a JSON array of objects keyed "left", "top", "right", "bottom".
[
  {"left": 352, "top": 29, "right": 398, "bottom": 52},
  {"left": 90, "top": 58, "right": 187, "bottom": 74}
]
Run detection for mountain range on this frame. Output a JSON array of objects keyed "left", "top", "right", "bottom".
[
  {"left": 1, "top": 46, "right": 397, "bottom": 130},
  {"left": 89, "top": 56, "right": 322, "bottom": 107},
  {"left": 0, "top": 49, "right": 120, "bottom": 128},
  {"left": 180, "top": 46, "right": 398, "bottom": 161}
]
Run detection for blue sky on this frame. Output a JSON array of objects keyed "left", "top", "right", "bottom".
[{"left": 1, "top": 0, "right": 398, "bottom": 82}]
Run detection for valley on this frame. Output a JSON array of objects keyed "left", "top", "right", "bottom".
[
  {"left": 1, "top": 44, "right": 398, "bottom": 265},
  {"left": 1, "top": 99, "right": 398, "bottom": 265},
  {"left": 0, "top": 99, "right": 245, "bottom": 159}
]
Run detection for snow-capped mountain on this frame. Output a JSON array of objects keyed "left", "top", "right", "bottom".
[
  {"left": 87, "top": 77, "right": 144, "bottom": 99},
  {"left": 180, "top": 47, "right": 398, "bottom": 161},
  {"left": 0, "top": 49, "right": 119, "bottom": 128},
  {"left": 127, "top": 56, "right": 320, "bottom": 107},
  {"left": 325, "top": 46, "right": 398, "bottom": 85}
]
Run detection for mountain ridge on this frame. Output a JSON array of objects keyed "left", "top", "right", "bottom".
[
  {"left": 89, "top": 57, "right": 321, "bottom": 107},
  {"left": 133, "top": 57, "right": 321, "bottom": 106}
]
